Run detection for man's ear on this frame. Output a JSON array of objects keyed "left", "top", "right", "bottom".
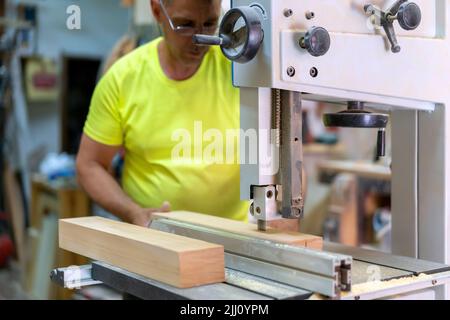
[{"left": 150, "top": 0, "right": 163, "bottom": 23}]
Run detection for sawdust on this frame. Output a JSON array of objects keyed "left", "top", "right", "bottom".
[
  {"left": 345, "top": 273, "right": 432, "bottom": 296},
  {"left": 309, "top": 273, "right": 434, "bottom": 300}
]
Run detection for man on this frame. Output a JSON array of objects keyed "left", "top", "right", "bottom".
[{"left": 76, "top": 0, "right": 249, "bottom": 227}]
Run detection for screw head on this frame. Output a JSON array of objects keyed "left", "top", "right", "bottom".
[
  {"left": 287, "top": 66, "right": 296, "bottom": 77},
  {"left": 284, "top": 9, "right": 293, "bottom": 17},
  {"left": 305, "top": 11, "right": 315, "bottom": 20},
  {"left": 310, "top": 67, "right": 318, "bottom": 78},
  {"left": 291, "top": 208, "right": 302, "bottom": 218}
]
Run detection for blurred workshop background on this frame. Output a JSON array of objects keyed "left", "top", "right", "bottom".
[{"left": 0, "top": 0, "right": 392, "bottom": 300}]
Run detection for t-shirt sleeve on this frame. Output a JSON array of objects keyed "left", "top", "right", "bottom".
[{"left": 83, "top": 67, "right": 123, "bottom": 146}]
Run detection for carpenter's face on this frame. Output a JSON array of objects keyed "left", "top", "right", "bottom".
[{"left": 153, "top": 0, "right": 221, "bottom": 65}]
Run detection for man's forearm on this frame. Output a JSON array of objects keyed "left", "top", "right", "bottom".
[{"left": 78, "top": 162, "right": 141, "bottom": 223}]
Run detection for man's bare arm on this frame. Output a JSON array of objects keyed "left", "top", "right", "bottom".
[{"left": 76, "top": 134, "right": 169, "bottom": 226}]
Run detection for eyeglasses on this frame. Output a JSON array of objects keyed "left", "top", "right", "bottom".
[{"left": 159, "top": 0, "right": 218, "bottom": 36}]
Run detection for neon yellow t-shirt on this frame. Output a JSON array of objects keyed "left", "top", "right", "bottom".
[{"left": 84, "top": 37, "right": 248, "bottom": 221}]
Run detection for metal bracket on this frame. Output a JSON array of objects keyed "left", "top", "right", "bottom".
[
  {"left": 50, "top": 265, "right": 102, "bottom": 290},
  {"left": 151, "top": 218, "right": 352, "bottom": 298}
]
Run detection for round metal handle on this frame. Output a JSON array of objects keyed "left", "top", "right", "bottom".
[
  {"left": 219, "top": 6, "right": 264, "bottom": 63},
  {"left": 191, "top": 6, "right": 263, "bottom": 64},
  {"left": 398, "top": 2, "right": 421, "bottom": 30},
  {"left": 301, "top": 26, "right": 331, "bottom": 57}
]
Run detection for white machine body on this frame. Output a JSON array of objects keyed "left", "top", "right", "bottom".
[{"left": 233, "top": 0, "right": 450, "bottom": 298}]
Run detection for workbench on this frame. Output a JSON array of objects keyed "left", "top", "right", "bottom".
[
  {"left": 50, "top": 213, "right": 450, "bottom": 300},
  {"left": 51, "top": 242, "right": 450, "bottom": 300}
]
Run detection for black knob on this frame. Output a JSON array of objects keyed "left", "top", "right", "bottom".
[
  {"left": 323, "top": 102, "right": 389, "bottom": 129},
  {"left": 398, "top": 2, "right": 421, "bottom": 30},
  {"left": 301, "top": 26, "right": 331, "bottom": 57}
]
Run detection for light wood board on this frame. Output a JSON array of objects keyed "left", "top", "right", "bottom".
[
  {"left": 59, "top": 217, "right": 225, "bottom": 288},
  {"left": 152, "top": 211, "right": 323, "bottom": 250}
]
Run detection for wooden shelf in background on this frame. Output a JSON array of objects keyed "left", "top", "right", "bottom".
[{"left": 27, "top": 175, "right": 91, "bottom": 300}]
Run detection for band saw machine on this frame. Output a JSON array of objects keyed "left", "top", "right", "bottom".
[{"left": 52, "top": 0, "right": 450, "bottom": 300}]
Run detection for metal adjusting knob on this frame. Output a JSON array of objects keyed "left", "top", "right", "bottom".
[
  {"left": 397, "top": 2, "right": 422, "bottom": 30},
  {"left": 192, "top": 6, "right": 264, "bottom": 64},
  {"left": 299, "top": 26, "right": 331, "bottom": 57},
  {"left": 365, "top": 0, "right": 421, "bottom": 53},
  {"left": 323, "top": 102, "right": 389, "bottom": 158}
]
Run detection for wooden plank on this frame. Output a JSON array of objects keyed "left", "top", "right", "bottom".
[
  {"left": 151, "top": 211, "right": 323, "bottom": 250},
  {"left": 266, "top": 219, "right": 299, "bottom": 233},
  {"left": 59, "top": 217, "right": 225, "bottom": 288}
]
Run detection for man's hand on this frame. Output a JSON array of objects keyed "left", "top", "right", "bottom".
[{"left": 129, "top": 201, "right": 171, "bottom": 227}]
